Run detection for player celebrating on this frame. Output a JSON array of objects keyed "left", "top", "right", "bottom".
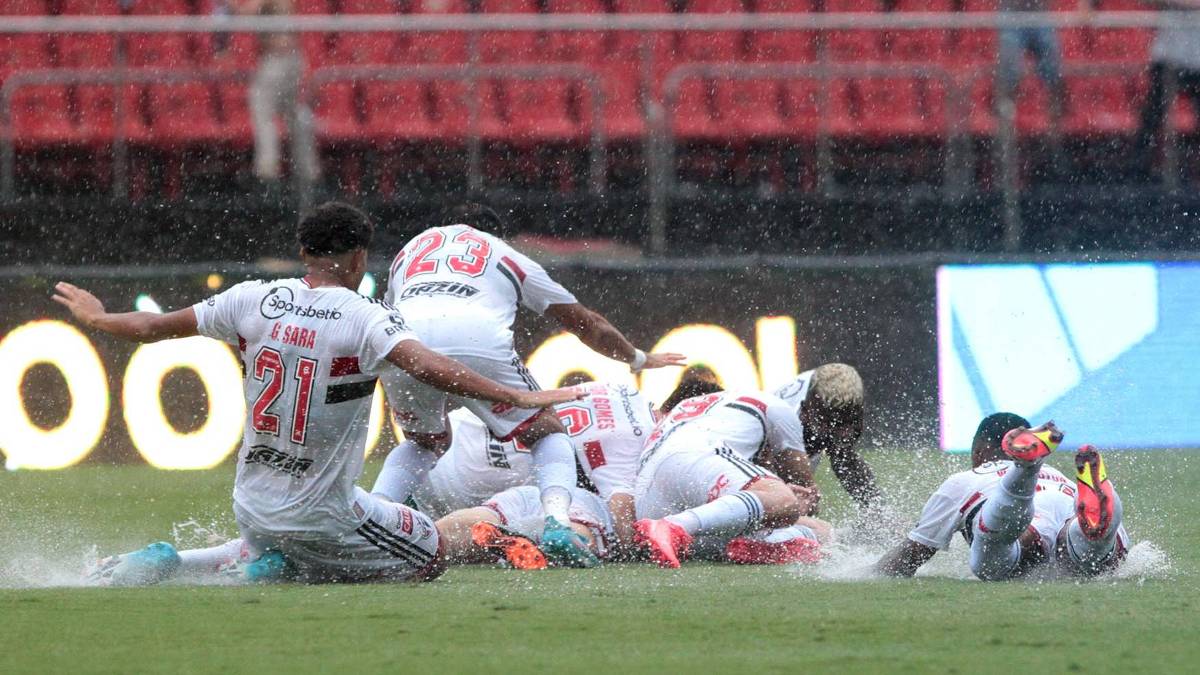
[
  {"left": 632, "top": 389, "right": 823, "bottom": 568},
  {"left": 773, "top": 364, "right": 881, "bottom": 508},
  {"left": 54, "top": 202, "right": 582, "bottom": 585},
  {"left": 875, "top": 414, "right": 1129, "bottom": 580},
  {"left": 372, "top": 203, "right": 683, "bottom": 565}
]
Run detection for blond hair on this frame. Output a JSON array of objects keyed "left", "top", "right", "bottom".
[{"left": 809, "top": 363, "right": 864, "bottom": 410}]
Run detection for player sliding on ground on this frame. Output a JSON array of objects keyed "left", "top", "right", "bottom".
[
  {"left": 875, "top": 414, "right": 1129, "bottom": 580},
  {"left": 371, "top": 202, "right": 684, "bottom": 567},
  {"left": 53, "top": 202, "right": 583, "bottom": 585}
]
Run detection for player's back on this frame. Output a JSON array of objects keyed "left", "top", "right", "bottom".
[
  {"left": 641, "top": 389, "right": 802, "bottom": 463},
  {"left": 556, "top": 382, "right": 657, "bottom": 501},
  {"left": 419, "top": 408, "right": 535, "bottom": 517},
  {"left": 384, "top": 224, "right": 575, "bottom": 358},
  {"left": 194, "top": 278, "right": 415, "bottom": 537}
]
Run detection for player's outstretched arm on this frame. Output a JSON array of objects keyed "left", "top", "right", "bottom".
[
  {"left": 544, "top": 302, "right": 685, "bottom": 371},
  {"left": 827, "top": 444, "right": 883, "bottom": 509},
  {"left": 875, "top": 540, "right": 937, "bottom": 578},
  {"left": 53, "top": 282, "right": 199, "bottom": 343},
  {"left": 387, "top": 340, "right": 585, "bottom": 409}
]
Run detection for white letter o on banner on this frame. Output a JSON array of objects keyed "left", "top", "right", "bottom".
[
  {"left": 124, "top": 337, "right": 245, "bottom": 470},
  {"left": 0, "top": 320, "right": 109, "bottom": 470}
]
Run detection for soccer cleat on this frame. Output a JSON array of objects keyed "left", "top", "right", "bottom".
[
  {"left": 540, "top": 516, "right": 601, "bottom": 569},
  {"left": 471, "top": 521, "right": 548, "bottom": 570},
  {"left": 1074, "top": 445, "right": 1116, "bottom": 540},
  {"left": 725, "top": 536, "right": 822, "bottom": 565},
  {"left": 87, "top": 542, "right": 181, "bottom": 587},
  {"left": 237, "top": 550, "right": 288, "bottom": 583},
  {"left": 634, "top": 518, "right": 693, "bottom": 569},
  {"left": 1001, "top": 421, "right": 1064, "bottom": 464}
]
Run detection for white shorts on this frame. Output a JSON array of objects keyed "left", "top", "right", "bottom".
[
  {"left": 236, "top": 487, "right": 442, "bottom": 583},
  {"left": 381, "top": 352, "right": 544, "bottom": 440},
  {"left": 635, "top": 443, "right": 777, "bottom": 521},
  {"left": 483, "top": 486, "right": 616, "bottom": 560}
]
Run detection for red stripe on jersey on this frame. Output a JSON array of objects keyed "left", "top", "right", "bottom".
[
  {"left": 389, "top": 251, "right": 406, "bottom": 277},
  {"left": 500, "top": 256, "right": 527, "bottom": 283},
  {"left": 959, "top": 491, "right": 984, "bottom": 514},
  {"left": 330, "top": 356, "right": 361, "bottom": 377},
  {"left": 301, "top": 275, "right": 314, "bottom": 288},
  {"left": 735, "top": 396, "right": 768, "bottom": 415},
  {"left": 237, "top": 334, "right": 247, "bottom": 353},
  {"left": 584, "top": 440, "right": 606, "bottom": 470}
]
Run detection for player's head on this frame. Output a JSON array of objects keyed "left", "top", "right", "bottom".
[
  {"left": 558, "top": 370, "right": 594, "bottom": 388},
  {"left": 297, "top": 201, "right": 374, "bottom": 289},
  {"left": 800, "top": 363, "right": 864, "bottom": 454},
  {"left": 660, "top": 368, "right": 723, "bottom": 414},
  {"left": 971, "top": 412, "right": 1030, "bottom": 467},
  {"left": 445, "top": 202, "right": 514, "bottom": 239}
]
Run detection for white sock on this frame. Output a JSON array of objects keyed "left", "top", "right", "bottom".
[
  {"left": 531, "top": 432, "right": 576, "bottom": 523},
  {"left": 178, "top": 539, "right": 246, "bottom": 575},
  {"left": 371, "top": 440, "right": 438, "bottom": 504},
  {"left": 665, "top": 491, "right": 765, "bottom": 537}
]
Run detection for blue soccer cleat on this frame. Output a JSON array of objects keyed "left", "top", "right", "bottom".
[
  {"left": 88, "top": 541, "right": 181, "bottom": 587},
  {"left": 236, "top": 550, "right": 288, "bottom": 584},
  {"left": 539, "top": 516, "right": 601, "bottom": 569}
]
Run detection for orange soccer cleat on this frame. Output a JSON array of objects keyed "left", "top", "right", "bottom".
[
  {"left": 1074, "top": 445, "right": 1116, "bottom": 540},
  {"left": 470, "top": 521, "right": 548, "bottom": 570},
  {"left": 634, "top": 518, "right": 693, "bottom": 569},
  {"left": 725, "top": 535, "right": 822, "bottom": 565},
  {"left": 1001, "top": 421, "right": 1064, "bottom": 464}
]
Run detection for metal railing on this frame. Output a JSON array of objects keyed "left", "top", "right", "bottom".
[{"left": 2, "top": 11, "right": 1198, "bottom": 252}]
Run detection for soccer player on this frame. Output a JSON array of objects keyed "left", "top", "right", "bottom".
[
  {"left": 632, "top": 389, "right": 823, "bottom": 568},
  {"left": 372, "top": 203, "right": 683, "bottom": 564},
  {"left": 773, "top": 364, "right": 881, "bottom": 508},
  {"left": 54, "top": 202, "right": 582, "bottom": 585},
  {"left": 875, "top": 414, "right": 1129, "bottom": 580},
  {"left": 403, "top": 381, "right": 657, "bottom": 564}
]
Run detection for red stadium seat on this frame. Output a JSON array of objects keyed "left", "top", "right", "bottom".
[
  {"left": 10, "top": 85, "right": 76, "bottom": 145},
  {"left": 747, "top": 0, "right": 815, "bottom": 63},
  {"left": 126, "top": 0, "right": 189, "bottom": 13},
  {"left": 1063, "top": 74, "right": 1142, "bottom": 136},
  {"left": 546, "top": 0, "right": 609, "bottom": 62},
  {"left": 295, "top": 0, "right": 334, "bottom": 12},
  {"left": 679, "top": 0, "right": 746, "bottom": 62},
  {"left": 844, "top": 76, "right": 946, "bottom": 139},
  {"left": 780, "top": 77, "right": 854, "bottom": 137},
  {"left": 126, "top": 34, "right": 192, "bottom": 68},
  {"left": 147, "top": 82, "right": 224, "bottom": 143},
  {"left": 729, "top": 79, "right": 788, "bottom": 139},
  {"left": 74, "top": 83, "right": 151, "bottom": 143},
  {"left": 671, "top": 77, "right": 735, "bottom": 141},
  {"left": 951, "top": 0, "right": 998, "bottom": 71},
  {"left": 400, "top": 0, "right": 471, "bottom": 64},
  {"left": 312, "top": 81, "right": 362, "bottom": 141},
  {"left": 886, "top": 0, "right": 952, "bottom": 63},
  {"left": 426, "top": 80, "right": 475, "bottom": 140},
  {"left": 57, "top": 0, "right": 120, "bottom": 69},
  {"left": 214, "top": 82, "right": 254, "bottom": 145},
  {"left": 341, "top": 0, "right": 400, "bottom": 11},
  {"left": 479, "top": 0, "right": 541, "bottom": 63},
  {"left": 363, "top": 80, "right": 441, "bottom": 142},
  {"left": 824, "top": 0, "right": 885, "bottom": 62},
  {"left": 0, "top": 36, "right": 52, "bottom": 84},
  {"left": 505, "top": 78, "right": 594, "bottom": 142},
  {"left": 598, "top": 64, "right": 646, "bottom": 140},
  {"left": 611, "top": 0, "right": 675, "bottom": 72}
]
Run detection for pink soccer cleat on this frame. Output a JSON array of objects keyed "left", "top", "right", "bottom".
[
  {"left": 634, "top": 518, "right": 693, "bottom": 569},
  {"left": 1074, "top": 445, "right": 1116, "bottom": 540},
  {"left": 725, "top": 536, "right": 822, "bottom": 565},
  {"left": 1001, "top": 421, "right": 1064, "bottom": 464}
]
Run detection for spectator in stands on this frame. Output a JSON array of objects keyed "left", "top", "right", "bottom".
[
  {"left": 1134, "top": 2, "right": 1200, "bottom": 177},
  {"left": 995, "top": 1, "right": 1088, "bottom": 137},
  {"left": 228, "top": 0, "right": 320, "bottom": 189}
]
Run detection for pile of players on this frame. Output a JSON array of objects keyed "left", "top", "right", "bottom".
[{"left": 52, "top": 202, "right": 1129, "bottom": 585}]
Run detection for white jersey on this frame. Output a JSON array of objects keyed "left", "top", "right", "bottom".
[
  {"left": 557, "top": 382, "right": 657, "bottom": 500},
  {"left": 773, "top": 369, "right": 815, "bottom": 466},
  {"left": 415, "top": 408, "right": 535, "bottom": 518},
  {"left": 384, "top": 224, "right": 577, "bottom": 358},
  {"left": 193, "top": 278, "right": 416, "bottom": 537},
  {"left": 907, "top": 461, "right": 1128, "bottom": 555},
  {"left": 639, "top": 390, "right": 804, "bottom": 467}
]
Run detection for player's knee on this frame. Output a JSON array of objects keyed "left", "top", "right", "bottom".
[
  {"left": 749, "top": 480, "right": 802, "bottom": 529},
  {"left": 514, "top": 410, "right": 566, "bottom": 447},
  {"left": 408, "top": 430, "right": 452, "bottom": 455}
]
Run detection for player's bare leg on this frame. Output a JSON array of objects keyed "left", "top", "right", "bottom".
[
  {"left": 1058, "top": 445, "right": 1126, "bottom": 576},
  {"left": 969, "top": 422, "right": 1063, "bottom": 581},
  {"left": 636, "top": 478, "right": 802, "bottom": 569}
]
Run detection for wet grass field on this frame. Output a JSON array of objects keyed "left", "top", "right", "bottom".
[{"left": 1, "top": 449, "right": 1196, "bottom": 673}]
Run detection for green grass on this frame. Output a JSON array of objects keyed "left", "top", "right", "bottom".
[{"left": 1, "top": 450, "right": 1198, "bottom": 674}]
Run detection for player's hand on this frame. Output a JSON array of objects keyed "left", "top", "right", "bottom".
[
  {"left": 639, "top": 352, "right": 687, "bottom": 370},
  {"left": 791, "top": 483, "right": 821, "bottom": 517},
  {"left": 52, "top": 282, "right": 107, "bottom": 327},
  {"left": 514, "top": 386, "right": 588, "bottom": 410}
]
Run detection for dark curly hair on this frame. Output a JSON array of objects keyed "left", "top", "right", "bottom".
[{"left": 297, "top": 202, "right": 374, "bottom": 257}]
